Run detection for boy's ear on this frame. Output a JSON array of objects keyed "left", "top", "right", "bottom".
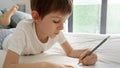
[{"left": 31, "top": 10, "right": 40, "bottom": 23}]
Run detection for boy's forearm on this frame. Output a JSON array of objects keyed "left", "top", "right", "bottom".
[
  {"left": 68, "top": 49, "right": 86, "bottom": 58},
  {"left": 4, "top": 62, "right": 61, "bottom": 68}
]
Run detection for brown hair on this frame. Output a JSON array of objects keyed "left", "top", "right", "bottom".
[{"left": 30, "top": 0, "right": 72, "bottom": 19}]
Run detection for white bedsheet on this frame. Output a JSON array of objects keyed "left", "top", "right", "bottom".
[{"left": 0, "top": 33, "right": 120, "bottom": 68}]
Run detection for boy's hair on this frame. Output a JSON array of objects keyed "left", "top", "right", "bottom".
[{"left": 30, "top": 0, "right": 72, "bottom": 19}]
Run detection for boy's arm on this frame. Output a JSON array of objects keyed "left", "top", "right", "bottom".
[
  {"left": 61, "top": 41, "right": 86, "bottom": 58},
  {"left": 3, "top": 50, "right": 64, "bottom": 68},
  {"left": 61, "top": 41, "right": 97, "bottom": 66},
  {"left": 3, "top": 50, "right": 19, "bottom": 68}
]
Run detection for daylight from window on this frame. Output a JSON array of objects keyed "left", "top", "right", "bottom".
[
  {"left": 73, "top": 0, "right": 120, "bottom": 34},
  {"left": 107, "top": 0, "right": 120, "bottom": 34},
  {"left": 73, "top": 0, "right": 102, "bottom": 33}
]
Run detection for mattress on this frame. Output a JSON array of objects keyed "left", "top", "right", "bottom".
[{"left": 0, "top": 33, "right": 120, "bottom": 68}]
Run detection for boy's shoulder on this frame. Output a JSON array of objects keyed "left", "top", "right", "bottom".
[
  {"left": 16, "top": 19, "right": 34, "bottom": 30},
  {"left": 17, "top": 19, "right": 33, "bottom": 26},
  {"left": 18, "top": 19, "right": 33, "bottom": 24}
]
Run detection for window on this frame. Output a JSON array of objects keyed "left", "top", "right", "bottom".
[
  {"left": 66, "top": 0, "right": 120, "bottom": 34},
  {"left": 72, "top": 0, "right": 102, "bottom": 33},
  {"left": 107, "top": 0, "right": 120, "bottom": 34}
]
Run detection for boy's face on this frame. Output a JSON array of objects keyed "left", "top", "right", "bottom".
[{"left": 35, "top": 12, "right": 69, "bottom": 38}]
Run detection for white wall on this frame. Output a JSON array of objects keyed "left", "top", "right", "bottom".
[{"left": 0, "top": 0, "right": 15, "bottom": 9}]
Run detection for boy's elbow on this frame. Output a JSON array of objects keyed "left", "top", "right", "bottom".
[
  {"left": 3, "top": 64, "right": 19, "bottom": 68},
  {"left": 3, "top": 64, "right": 12, "bottom": 68}
]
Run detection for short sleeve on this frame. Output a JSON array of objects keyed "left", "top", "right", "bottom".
[
  {"left": 4, "top": 28, "right": 26, "bottom": 55},
  {"left": 57, "top": 31, "right": 66, "bottom": 44}
]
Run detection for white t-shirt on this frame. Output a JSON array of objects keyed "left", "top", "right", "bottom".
[{"left": 2, "top": 19, "right": 66, "bottom": 55}]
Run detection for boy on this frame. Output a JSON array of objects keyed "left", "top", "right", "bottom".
[{"left": 3, "top": 0, "right": 97, "bottom": 68}]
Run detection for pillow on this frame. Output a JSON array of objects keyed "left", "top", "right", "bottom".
[{"left": 10, "top": 11, "right": 32, "bottom": 28}]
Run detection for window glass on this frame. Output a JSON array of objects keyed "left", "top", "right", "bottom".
[
  {"left": 107, "top": 0, "right": 120, "bottom": 34},
  {"left": 73, "top": 0, "right": 102, "bottom": 33}
]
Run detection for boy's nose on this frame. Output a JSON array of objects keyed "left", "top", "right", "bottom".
[{"left": 57, "top": 23, "right": 64, "bottom": 30}]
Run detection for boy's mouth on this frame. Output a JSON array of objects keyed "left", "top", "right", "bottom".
[
  {"left": 54, "top": 30, "right": 60, "bottom": 35},
  {"left": 54, "top": 32, "right": 59, "bottom": 35}
]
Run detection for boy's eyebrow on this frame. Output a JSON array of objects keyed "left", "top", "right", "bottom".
[
  {"left": 52, "top": 16, "right": 67, "bottom": 20},
  {"left": 51, "top": 16, "right": 62, "bottom": 18}
]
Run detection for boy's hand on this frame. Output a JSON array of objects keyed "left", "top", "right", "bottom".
[{"left": 79, "top": 49, "right": 97, "bottom": 66}]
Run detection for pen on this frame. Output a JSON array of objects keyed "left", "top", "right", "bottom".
[{"left": 78, "top": 36, "right": 110, "bottom": 64}]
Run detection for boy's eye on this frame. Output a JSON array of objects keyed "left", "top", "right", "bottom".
[{"left": 53, "top": 20, "right": 59, "bottom": 23}]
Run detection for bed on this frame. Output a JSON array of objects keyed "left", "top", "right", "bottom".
[{"left": 0, "top": 33, "right": 120, "bottom": 68}]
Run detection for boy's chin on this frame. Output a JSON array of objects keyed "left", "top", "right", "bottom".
[{"left": 50, "top": 35, "right": 57, "bottom": 38}]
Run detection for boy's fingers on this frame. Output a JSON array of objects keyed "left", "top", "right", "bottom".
[
  {"left": 79, "top": 49, "right": 89, "bottom": 60},
  {"left": 78, "top": 50, "right": 87, "bottom": 64},
  {"left": 80, "top": 53, "right": 97, "bottom": 65}
]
